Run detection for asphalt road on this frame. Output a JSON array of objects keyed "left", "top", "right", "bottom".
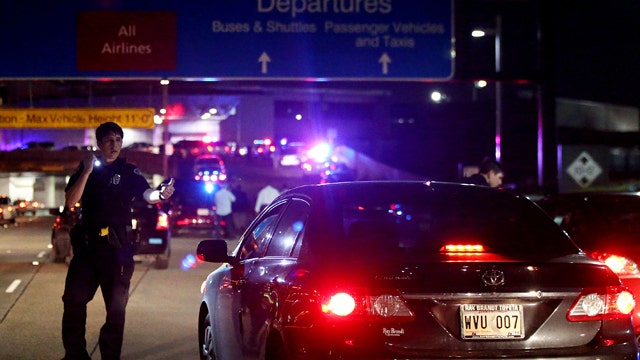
[{"left": 0, "top": 215, "right": 235, "bottom": 360}]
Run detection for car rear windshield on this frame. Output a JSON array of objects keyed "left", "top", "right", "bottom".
[{"left": 316, "top": 185, "right": 577, "bottom": 262}]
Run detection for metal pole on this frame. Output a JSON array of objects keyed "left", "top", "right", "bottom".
[{"left": 495, "top": 14, "right": 502, "bottom": 163}]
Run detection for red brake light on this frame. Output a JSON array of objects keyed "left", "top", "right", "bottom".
[
  {"left": 590, "top": 252, "right": 640, "bottom": 275},
  {"left": 323, "top": 293, "right": 356, "bottom": 316},
  {"left": 156, "top": 212, "right": 169, "bottom": 230},
  {"left": 441, "top": 244, "right": 485, "bottom": 253},
  {"left": 567, "top": 286, "right": 635, "bottom": 322},
  {"left": 321, "top": 289, "right": 414, "bottom": 321}
]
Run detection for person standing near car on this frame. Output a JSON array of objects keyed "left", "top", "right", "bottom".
[
  {"left": 254, "top": 181, "right": 280, "bottom": 214},
  {"left": 463, "top": 159, "right": 504, "bottom": 188},
  {"left": 214, "top": 182, "right": 236, "bottom": 238},
  {"left": 61, "top": 121, "right": 175, "bottom": 360}
]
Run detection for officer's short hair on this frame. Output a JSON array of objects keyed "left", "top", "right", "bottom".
[
  {"left": 478, "top": 160, "right": 503, "bottom": 175},
  {"left": 96, "top": 122, "right": 124, "bottom": 141}
]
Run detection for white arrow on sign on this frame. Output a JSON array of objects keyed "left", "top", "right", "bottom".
[
  {"left": 258, "top": 52, "right": 271, "bottom": 74},
  {"left": 378, "top": 53, "right": 391, "bottom": 75}
]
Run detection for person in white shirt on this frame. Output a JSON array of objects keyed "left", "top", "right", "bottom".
[
  {"left": 254, "top": 183, "right": 280, "bottom": 214},
  {"left": 214, "top": 182, "right": 236, "bottom": 237}
]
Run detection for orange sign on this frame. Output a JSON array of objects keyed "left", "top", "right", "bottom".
[{"left": 0, "top": 108, "right": 156, "bottom": 129}]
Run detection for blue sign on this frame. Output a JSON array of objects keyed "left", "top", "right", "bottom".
[{"left": 1, "top": 0, "right": 453, "bottom": 80}]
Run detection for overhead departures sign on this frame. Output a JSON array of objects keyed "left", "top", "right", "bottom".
[
  {"left": 0, "top": 109, "right": 156, "bottom": 129},
  {"left": 0, "top": 0, "right": 453, "bottom": 80}
]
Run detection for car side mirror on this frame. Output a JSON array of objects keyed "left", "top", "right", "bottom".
[{"left": 197, "top": 239, "right": 233, "bottom": 263}]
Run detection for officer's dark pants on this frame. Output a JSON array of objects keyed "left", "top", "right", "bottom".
[{"left": 61, "top": 235, "right": 135, "bottom": 360}]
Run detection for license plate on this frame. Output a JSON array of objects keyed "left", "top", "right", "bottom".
[
  {"left": 460, "top": 304, "right": 524, "bottom": 339},
  {"left": 197, "top": 208, "right": 210, "bottom": 216}
]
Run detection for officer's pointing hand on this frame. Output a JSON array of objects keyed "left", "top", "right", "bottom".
[{"left": 160, "top": 178, "right": 175, "bottom": 200}]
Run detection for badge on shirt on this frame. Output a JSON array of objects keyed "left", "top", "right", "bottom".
[{"left": 111, "top": 174, "right": 121, "bottom": 185}]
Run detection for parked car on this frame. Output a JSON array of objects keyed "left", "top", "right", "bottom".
[
  {"left": 196, "top": 181, "right": 638, "bottom": 360},
  {"left": 536, "top": 191, "right": 640, "bottom": 337},
  {"left": 168, "top": 179, "right": 223, "bottom": 237},
  {"left": 50, "top": 203, "right": 82, "bottom": 263},
  {"left": 0, "top": 195, "right": 17, "bottom": 226},
  {"left": 49, "top": 199, "right": 171, "bottom": 269},
  {"left": 13, "top": 199, "right": 43, "bottom": 216}
]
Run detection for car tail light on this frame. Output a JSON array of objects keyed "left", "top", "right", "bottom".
[
  {"left": 567, "top": 286, "right": 635, "bottom": 321},
  {"left": 156, "top": 212, "right": 169, "bottom": 230},
  {"left": 590, "top": 252, "right": 640, "bottom": 275},
  {"left": 321, "top": 290, "right": 414, "bottom": 321}
]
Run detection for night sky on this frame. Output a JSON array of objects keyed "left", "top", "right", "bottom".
[{"left": 553, "top": 1, "right": 640, "bottom": 108}]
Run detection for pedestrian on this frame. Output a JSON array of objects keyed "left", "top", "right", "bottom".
[
  {"left": 61, "top": 121, "right": 175, "bottom": 360},
  {"left": 463, "top": 159, "right": 504, "bottom": 188},
  {"left": 254, "top": 182, "right": 280, "bottom": 214},
  {"left": 214, "top": 182, "right": 236, "bottom": 237}
]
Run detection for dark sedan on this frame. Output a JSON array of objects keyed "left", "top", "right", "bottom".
[
  {"left": 197, "top": 181, "right": 638, "bottom": 360},
  {"left": 537, "top": 191, "right": 640, "bottom": 338}
]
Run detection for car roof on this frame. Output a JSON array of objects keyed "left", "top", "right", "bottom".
[{"left": 278, "top": 180, "right": 519, "bottom": 200}]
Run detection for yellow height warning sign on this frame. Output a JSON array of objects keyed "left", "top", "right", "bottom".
[{"left": 0, "top": 108, "right": 156, "bottom": 129}]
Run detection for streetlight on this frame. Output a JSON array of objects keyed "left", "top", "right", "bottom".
[{"left": 472, "top": 15, "right": 502, "bottom": 162}]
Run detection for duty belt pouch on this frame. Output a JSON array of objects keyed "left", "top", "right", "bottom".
[
  {"left": 107, "top": 226, "right": 134, "bottom": 249},
  {"left": 107, "top": 226, "right": 125, "bottom": 249}
]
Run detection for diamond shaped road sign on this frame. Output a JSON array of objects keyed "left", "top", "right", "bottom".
[{"left": 566, "top": 151, "right": 602, "bottom": 188}]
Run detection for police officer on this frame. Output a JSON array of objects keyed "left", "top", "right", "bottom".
[{"left": 61, "top": 122, "right": 174, "bottom": 360}]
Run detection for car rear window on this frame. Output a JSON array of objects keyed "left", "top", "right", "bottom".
[{"left": 314, "top": 185, "right": 577, "bottom": 262}]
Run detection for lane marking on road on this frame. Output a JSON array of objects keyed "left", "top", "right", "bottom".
[{"left": 6, "top": 279, "right": 22, "bottom": 293}]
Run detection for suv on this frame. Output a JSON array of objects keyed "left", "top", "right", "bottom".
[
  {"left": 50, "top": 200, "right": 171, "bottom": 269},
  {"left": 0, "top": 195, "right": 17, "bottom": 227}
]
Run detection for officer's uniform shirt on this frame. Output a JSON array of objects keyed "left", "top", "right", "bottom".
[{"left": 66, "top": 157, "right": 150, "bottom": 229}]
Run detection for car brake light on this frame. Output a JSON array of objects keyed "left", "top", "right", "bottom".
[
  {"left": 156, "top": 212, "right": 169, "bottom": 230},
  {"left": 324, "top": 293, "right": 356, "bottom": 316},
  {"left": 321, "top": 290, "right": 414, "bottom": 321},
  {"left": 590, "top": 252, "right": 639, "bottom": 275},
  {"left": 567, "top": 286, "right": 635, "bottom": 321},
  {"left": 441, "top": 244, "right": 485, "bottom": 253}
]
